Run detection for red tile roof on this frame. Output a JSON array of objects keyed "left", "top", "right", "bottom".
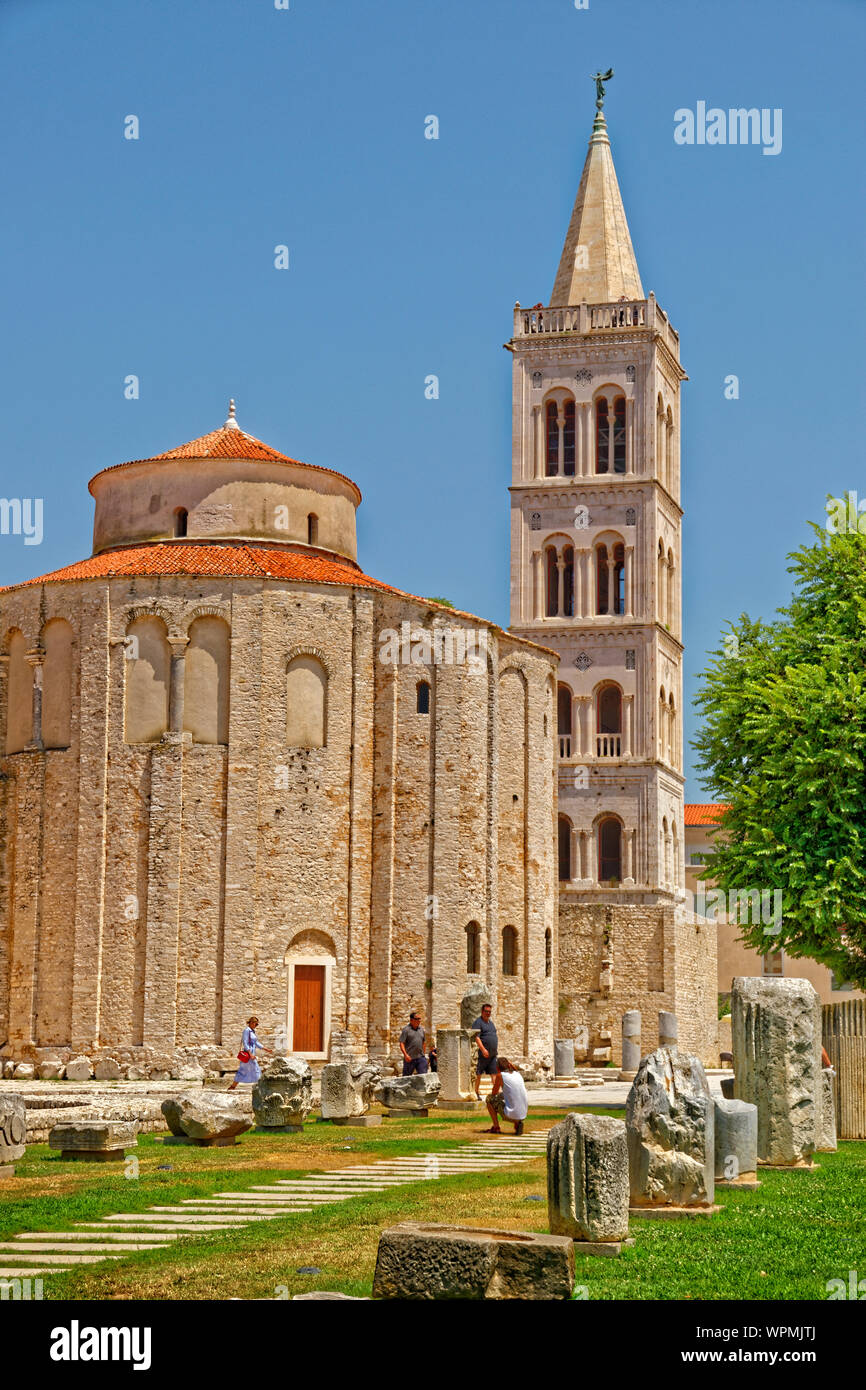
[
  {"left": 0, "top": 543, "right": 399, "bottom": 593},
  {"left": 88, "top": 422, "right": 362, "bottom": 502},
  {"left": 684, "top": 803, "right": 729, "bottom": 826}
]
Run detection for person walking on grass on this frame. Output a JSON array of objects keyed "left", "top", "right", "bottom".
[
  {"left": 227, "top": 1015, "right": 272, "bottom": 1090},
  {"left": 485, "top": 1057, "right": 528, "bottom": 1136},
  {"left": 399, "top": 1010, "right": 429, "bottom": 1075},
  {"left": 472, "top": 1001, "right": 498, "bottom": 1100}
]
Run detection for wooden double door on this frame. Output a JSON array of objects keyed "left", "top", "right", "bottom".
[{"left": 292, "top": 964, "right": 325, "bottom": 1053}]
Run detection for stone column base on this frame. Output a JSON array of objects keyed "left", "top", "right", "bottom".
[
  {"left": 629, "top": 1204, "right": 720, "bottom": 1219},
  {"left": 438, "top": 1099, "right": 484, "bottom": 1111},
  {"left": 573, "top": 1236, "right": 635, "bottom": 1257},
  {"left": 325, "top": 1114, "right": 382, "bottom": 1127}
]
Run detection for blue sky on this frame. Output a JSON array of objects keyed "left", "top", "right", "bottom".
[{"left": 1, "top": 0, "right": 863, "bottom": 795}]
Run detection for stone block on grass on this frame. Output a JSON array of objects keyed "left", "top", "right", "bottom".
[
  {"left": 731, "top": 976, "right": 821, "bottom": 1167},
  {"left": 0, "top": 1094, "right": 27, "bottom": 1175},
  {"left": 372, "top": 1222, "right": 574, "bottom": 1300},
  {"left": 161, "top": 1092, "right": 252, "bottom": 1144},
  {"left": 48, "top": 1120, "right": 137, "bottom": 1161},
  {"left": 252, "top": 1056, "right": 313, "bottom": 1131},
  {"left": 626, "top": 1046, "right": 715, "bottom": 1208}
]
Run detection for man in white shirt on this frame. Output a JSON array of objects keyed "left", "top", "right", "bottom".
[{"left": 485, "top": 1057, "right": 529, "bottom": 1136}]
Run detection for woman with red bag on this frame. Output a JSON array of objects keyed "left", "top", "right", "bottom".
[{"left": 227, "top": 1015, "right": 272, "bottom": 1090}]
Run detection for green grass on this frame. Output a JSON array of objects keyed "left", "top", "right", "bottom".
[{"left": 3, "top": 1113, "right": 864, "bottom": 1300}]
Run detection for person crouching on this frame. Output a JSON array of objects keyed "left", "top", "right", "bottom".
[{"left": 485, "top": 1057, "right": 528, "bottom": 1136}]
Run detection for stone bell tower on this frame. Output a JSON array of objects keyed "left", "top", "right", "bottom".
[{"left": 506, "top": 81, "right": 717, "bottom": 1064}]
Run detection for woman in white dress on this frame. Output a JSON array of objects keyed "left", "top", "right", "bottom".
[{"left": 227, "top": 1015, "right": 272, "bottom": 1089}]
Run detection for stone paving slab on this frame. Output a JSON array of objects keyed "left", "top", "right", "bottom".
[
  {"left": 0, "top": 1268, "right": 71, "bottom": 1278},
  {"left": 0, "top": 1251, "right": 120, "bottom": 1265},
  {"left": 14, "top": 1230, "right": 182, "bottom": 1242}
]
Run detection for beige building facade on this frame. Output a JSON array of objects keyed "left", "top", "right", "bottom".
[
  {"left": 684, "top": 805, "right": 866, "bottom": 1008},
  {"left": 0, "top": 408, "right": 558, "bottom": 1072},
  {"left": 507, "top": 103, "right": 717, "bottom": 1064}
]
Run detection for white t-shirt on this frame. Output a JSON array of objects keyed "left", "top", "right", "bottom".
[{"left": 500, "top": 1069, "right": 528, "bottom": 1121}]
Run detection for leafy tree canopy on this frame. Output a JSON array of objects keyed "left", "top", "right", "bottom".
[{"left": 693, "top": 524, "right": 866, "bottom": 988}]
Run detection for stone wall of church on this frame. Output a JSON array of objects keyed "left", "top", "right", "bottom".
[
  {"left": 558, "top": 901, "right": 717, "bottom": 1066},
  {"left": 0, "top": 575, "right": 557, "bottom": 1073}
]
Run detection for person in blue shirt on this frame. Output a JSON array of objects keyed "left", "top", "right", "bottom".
[{"left": 472, "top": 1002, "right": 498, "bottom": 1101}]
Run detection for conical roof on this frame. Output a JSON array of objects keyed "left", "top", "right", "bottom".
[{"left": 550, "top": 112, "right": 644, "bottom": 307}]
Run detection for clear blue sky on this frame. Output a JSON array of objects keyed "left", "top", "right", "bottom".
[{"left": 1, "top": 0, "right": 863, "bottom": 795}]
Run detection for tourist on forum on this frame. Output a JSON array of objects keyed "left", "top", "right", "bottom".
[
  {"left": 399, "top": 1010, "right": 429, "bottom": 1075},
  {"left": 227, "top": 1015, "right": 273, "bottom": 1090},
  {"left": 472, "top": 1002, "right": 498, "bottom": 1100},
  {"left": 485, "top": 1057, "right": 528, "bottom": 1136}
]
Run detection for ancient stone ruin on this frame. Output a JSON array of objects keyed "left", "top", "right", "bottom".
[
  {"left": 372, "top": 1222, "right": 574, "bottom": 1300},
  {"left": 162, "top": 1092, "right": 252, "bottom": 1146},
  {"left": 731, "top": 976, "right": 821, "bottom": 1167},
  {"left": 713, "top": 1097, "right": 758, "bottom": 1187},
  {"left": 48, "top": 1120, "right": 138, "bottom": 1163},
  {"left": 320, "top": 1059, "right": 382, "bottom": 1126},
  {"left": 377, "top": 1072, "right": 441, "bottom": 1117},
  {"left": 547, "top": 1111, "right": 630, "bottom": 1252},
  {"left": 626, "top": 1046, "right": 715, "bottom": 1210},
  {"left": 252, "top": 1056, "right": 313, "bottom": 1132},
  {"left": 0, "top": 1094, "right": 27, "bottom": 1177},
  {"left": 436, "top": 1029, "right": 481, "bottom": 1110}
]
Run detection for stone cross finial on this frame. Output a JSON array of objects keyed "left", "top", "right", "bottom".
[{"left": 591, "top": 68, "right": 614, "bottom": 111}]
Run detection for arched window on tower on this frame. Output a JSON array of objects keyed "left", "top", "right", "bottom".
[
  {"left": 598, "top": 817, "right": 622, "bottom": 883},
  {"left": 657, "top": 540, "right": 667, "bottom": 625},
  {"left": 597, "top": 684, "right": 622, "bottom": 757},
  {"left": 595, "top": 398, "right": 610, "bottom": 474},
  {"left": 596, "top": 544, "right": 609, "bottom": 614},
  {"left": 546, "top": 547, "right": 559, "bottom": 617},
  {"left": 563, "top": 546, "right": 574, "bottom": 618},
  {"left": 557, "top": 684, "right": 572, "bottom": 758},
  {"left": 502, "top": 926, "right": 518, "bottom": 977},
  {"left": 613, "top": 396, "right": 626, "bottom": 473},
  {"left": 307, "top": 513, "right": 319, "bottom": 546},
  {"left": 668, "top": 691, "right": 676, "bottom": 766},
  {"left": 558, "top": 815, "right": 572, "bottom": 882},
  {"left": 173, "top": 508, "right": 188, "bottom": 538},
  {"left": 659, "top": 686, "right": 667, "bottom": 761},
  {"left": 667, "top": 547, "right": 676, "bottom": 633},
  {"left": 544, "top": 927, "right": 552, "bottom": 977},
  {"left": 545, "top": 401, "right": 559, "bottom": 475},
  {"left": 416, "top": 680, "right": 430, "bottom": 714},
  {"left": 563, "top": 400, "right": 576, "bottom": 476},
  {"left": 613, "top": 542, "right": 625, "bottom": 615},
  {"left": 656, "top": 395, "right": 666, "bottom": 486},
  {"left": 466, "top": 921, "right": 481, "bottom": 974}
]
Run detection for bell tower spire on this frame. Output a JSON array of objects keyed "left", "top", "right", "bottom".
[{"left": 550, "top": 75, "right": 643, "bottom": 308}]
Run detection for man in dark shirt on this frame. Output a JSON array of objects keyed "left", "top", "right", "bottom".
[
  {"left": 472, "top": 1002, "right": 498, "bottom": 1100},
  {"left": 399, "top": 1011, "right": 429, "bottom": 1075}
]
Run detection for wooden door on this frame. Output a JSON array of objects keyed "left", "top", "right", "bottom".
[{"left": 293, "top": 965, "right": 325, "bottom": 1052}]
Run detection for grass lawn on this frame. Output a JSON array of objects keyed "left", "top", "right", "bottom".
[{"left": 2, "top": 1110, "right": 863, "bottom": 1300}]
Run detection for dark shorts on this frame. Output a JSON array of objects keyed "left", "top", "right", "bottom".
[
  {"left": 476, "top": 1052, "right": 498, "bottom": 1077},
  {"left": 402, "top": 1056, "right": 429, "bottom": 1076}
]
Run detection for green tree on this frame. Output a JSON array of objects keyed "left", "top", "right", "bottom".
[{"left": 693, "top": 524, "right": 866, "bottom": 988}]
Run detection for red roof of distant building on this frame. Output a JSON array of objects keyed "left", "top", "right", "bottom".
[
  {"left": 684, "top": 803, "right": 729, "bottom": 826},
  {"left": 0, "top": 543, "right": 398, "bottom": 592}
]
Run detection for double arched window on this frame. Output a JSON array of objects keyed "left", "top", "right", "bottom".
[
  {"left": 595, "top": 394, "right": 626, "bottom": 474},
  {"left": 545, "top": 396, "right": 576, "bottom": 477},
  {"left": 545, "top": 544, "right": 574, "bottom": 618},
  {"left": 595, "top": 542, "right": 625, "bottom": 615}
]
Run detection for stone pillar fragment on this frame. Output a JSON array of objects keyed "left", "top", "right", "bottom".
[
  {"left": 658, "top": 1010, "right": 678, "bottom": 1048},
  {"left": 554, "top": 1038, "right": 575, "bottom": 1078},
  {"left": 621, "top": 1010, "right": 641, "bottom": 1076},
  {"left": 437, "top": 1029, "right": 480, "bottom": 1108},
  {"left": 626, "top": 1047, "right": 715, "bottom": 1208},
  {"left": 731, "top": 976, "right": 821, "bottom": 1166},
  {"left": 547, "top": 1112, "right": 630, "bottom": 1244},
  {"left": 320, "top": 1059, "right": 382, "bottom": 1125},
  {"left": 714, "top": 1097, "right": 758, "bottom": 1186},
  {"left": 252, "top": 1056, "right": 313, "bottom": 1132},
  {"left": 0, "top": 1094, "right": 26, "bottom": 1177},
  {"left": 818, "top": 1070, "right": 838, "bottom": 1152}
]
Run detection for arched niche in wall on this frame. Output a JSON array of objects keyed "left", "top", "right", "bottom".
[
  {"left": 124, "top": 615, "right": 170, "bottom": 744},
  {"left": 4, "top": 629, "right": 33, "bottom": 753},
  {"left": 42, "top": 618, "right": 74, "bottom": 749},
  {"left": 184, "top": 615, "right": 230, "bottom": 745},
  {"left": 286, "top": 653, "right": 328, "bottom": 749}
]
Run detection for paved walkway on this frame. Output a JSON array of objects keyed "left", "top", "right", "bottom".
[{"left": 0, "top": 1130, "right": 550, "bottom": 1280}]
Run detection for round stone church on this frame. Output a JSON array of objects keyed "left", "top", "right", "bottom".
[{"left": 0, "top": 405, "right": 558, "bottom": 1073}]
